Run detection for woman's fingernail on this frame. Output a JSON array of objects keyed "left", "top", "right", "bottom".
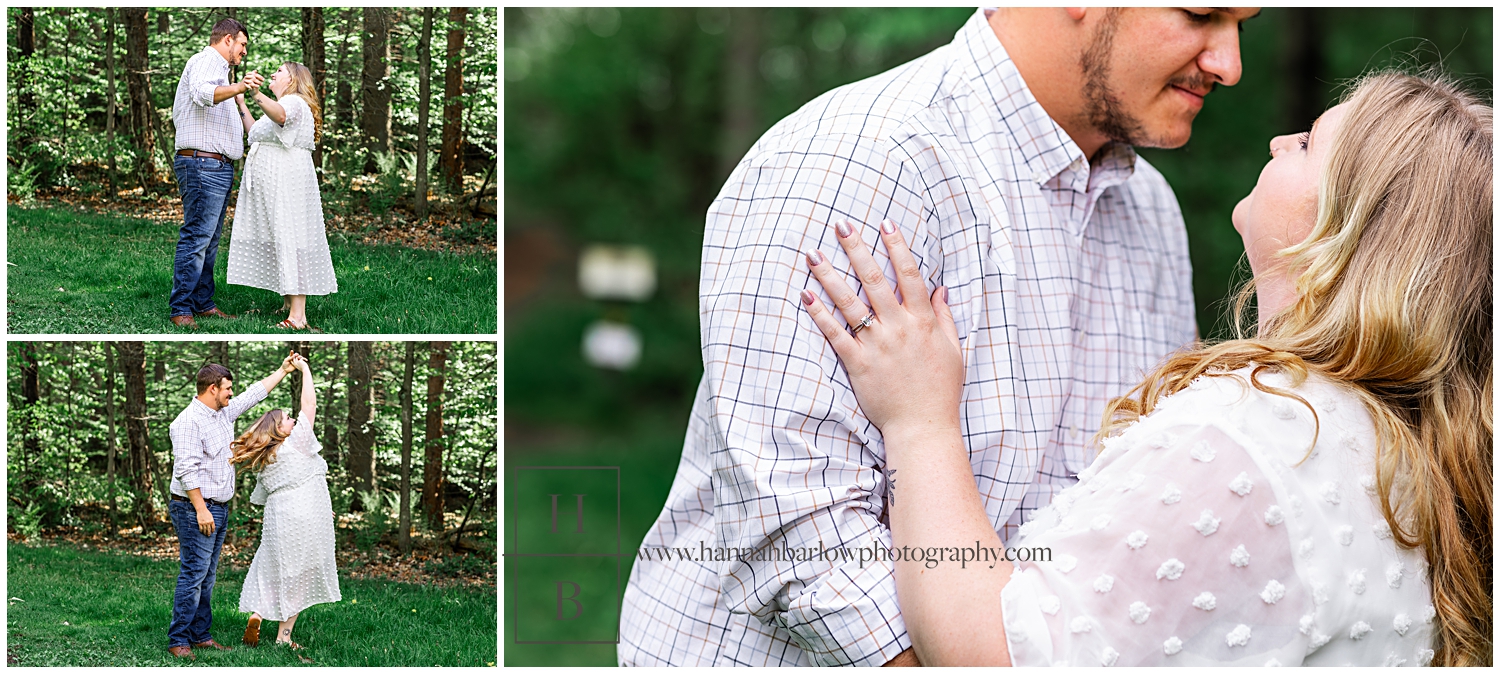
[
  {"left": 806, "top": 249, "right": 824, "bottom": 266},
  {"left": 937, "top": 286, "right": 948, "bottom": 304},
  {"left": 835, "top": 219, "right": 853, "bottom": 238},
  {"left": 881, "top": 219, "right": 897, "bottom": 235},
  {"left": 800, "top": 289, "right": 816, "bottom": 306}
]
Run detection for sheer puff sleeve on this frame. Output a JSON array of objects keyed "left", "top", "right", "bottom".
[
  {"left": 1000, "top": 374, "right": 1312, "bottom": 666},
  {"left": 273, "top": 95, "right": 310, "bottom": 148}
]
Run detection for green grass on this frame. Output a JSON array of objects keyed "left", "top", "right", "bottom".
[
  {"left": 7, "top": 542, "right": 498, "bottom": 667},
  {"left": 503, "top": 413, "right": 685, "bottom": 666},
  {"left": 7, "top": 205, "right": 497, "bottom": 334}
]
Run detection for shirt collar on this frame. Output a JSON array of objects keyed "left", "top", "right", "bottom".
[
  {"left": 202, "top": 44, "right": 229, "bottom": 70},
  {"left": 191, "top": 397, "right": 220, "bottom": 416},
  {"left": 957, "top": 9, "right": 1137, "bottom": 192}
]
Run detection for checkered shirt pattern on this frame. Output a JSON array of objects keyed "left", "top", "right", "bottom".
[
  {"left": 173, "top": 46, "right": 246, "bottom": 160},
  {"left": 619, "top": 9, "right": 1196, "bottom": 667},
  {"left": 169, "top": 381, "right": 267, "bottom": 502}
]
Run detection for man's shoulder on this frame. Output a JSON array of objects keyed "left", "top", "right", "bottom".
[
  {"left": 169, "top": 402, "right": 203, "bottom": 430},
  {"left": 746, "top": 44, "right": 962, "bottom": 167}
]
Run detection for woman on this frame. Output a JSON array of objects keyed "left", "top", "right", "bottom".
[
  {"left": 230, "top": 353, "right": 341, "bottom": 649},
  {"left": 227, "top": 62, "right": 338, "bottom": 331},
  {"left": 798, "top": 71, "right": 1489, "bottom": 666}
]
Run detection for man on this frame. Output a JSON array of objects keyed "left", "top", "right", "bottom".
[
  {"left": 621, "top": 7, "right": 1259, "bottom": 666},
  {"left": 166, "top": 353, "right": 301, "bottom": 660},
  {"left": 169, "top": 17, "right": 264, "bottom": 329}
]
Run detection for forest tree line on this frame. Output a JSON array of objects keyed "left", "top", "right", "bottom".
[
  {"left": 9, "top": 7, "right": 498, "bottom": 219},
  {"left": 9, "top": 341, "right": 497, "bottom": 556}
]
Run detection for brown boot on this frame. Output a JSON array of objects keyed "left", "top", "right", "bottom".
[
  {"left": 168, "top": 645, "right": 195, "bottom": 660},
  {"left": 192, "top": 639, "right": 232, "bottom": 651},
  {"left": 170, "top": 315, "right": 199, "bottom": 329}
]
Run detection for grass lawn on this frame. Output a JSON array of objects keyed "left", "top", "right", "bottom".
[
  {"left": 503, "top": 414, "right": 686, "bottom": 666},
  {"left": 7, "top": 542, "right": 497, "bottom": 666},
  {"left": 7, "top": 205, "right": 496, "bottom": 334}
]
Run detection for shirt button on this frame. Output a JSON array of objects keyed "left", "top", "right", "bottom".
[{"left": 1032, "top": 169, "right": 1048, "bottom": 184}]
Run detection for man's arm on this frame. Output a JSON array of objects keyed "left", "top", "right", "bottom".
[
  {"left": 703, "top": 132, "right": 939, "bottom": 666},
  {"left": 169, "top": 421, "right": 215, "bottom": 535}
]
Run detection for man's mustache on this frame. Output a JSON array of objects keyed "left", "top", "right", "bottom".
[{"left": 1169, "top": 72, "right": 1216, "bottom": 97}]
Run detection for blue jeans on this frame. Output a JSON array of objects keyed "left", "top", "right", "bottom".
[
  {"left": 170, "top": 155, "right": 235, "bottom": 318},
  {"left": 168, "top": 499, "right": 228, "bottom": 648}
]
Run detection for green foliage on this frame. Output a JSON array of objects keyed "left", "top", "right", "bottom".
[
  {"left": 8, "top": 156, "right": 42, "bottom": 204},
  {"left": 8, "top": 340, "right": 498, "bottom": 543},
  {"left": 8, "top": 542, "right": 497, "bottom": 666}
]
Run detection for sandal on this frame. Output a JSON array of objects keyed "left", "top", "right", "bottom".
[
  {"left": 275, "top": 318, "right": 322, "bottom": 333},
  {"left": 275, "top": 640, "right": 304, "bottom": 651},
  {"left": 243, "top": 614, "right": 262, "bottom": 647}
]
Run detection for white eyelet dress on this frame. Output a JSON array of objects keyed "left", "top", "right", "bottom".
[
  {"left": 227, "top": 94, "right": 338, "bottom": 296},
  {"left": 238, "top": 413, "right": 342, "bottom": 621},
  {"left": 1000, "top": 367, "right": 1436, "bottom": 666}
]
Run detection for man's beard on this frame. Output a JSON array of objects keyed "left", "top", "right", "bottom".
[{"left": 1079, "top": 10, "right": 1213, "bottom": 149}]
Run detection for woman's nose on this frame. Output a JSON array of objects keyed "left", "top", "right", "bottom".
[{"left": 1268, "top": 134, "right": 1292, "bottom": 157}]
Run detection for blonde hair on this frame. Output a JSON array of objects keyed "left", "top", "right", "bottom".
[
  {"left": 229, "top": 409, "right": 291, "bottom": 473},
  {"left": 281, "top": 61, "right": 323, "bottom": 143},
  {"left": 1100, "top": 70, "right": 1492, "bottom": 665}
]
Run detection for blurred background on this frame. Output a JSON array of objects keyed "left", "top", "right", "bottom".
[{"left": 504, "top": 8, "right": 1491, "bottom": 665}]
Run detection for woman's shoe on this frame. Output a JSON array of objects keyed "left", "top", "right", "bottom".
[
  {"left": 276, "top": 318, "right": 320, "bottom": 333},
  {"left": 275, "top": 640, "right": 304, "bottom": 651},
  {"left": 243, "top": 615, "right": 262, "bottom": 647}
]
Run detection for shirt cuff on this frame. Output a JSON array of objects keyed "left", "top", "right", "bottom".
[{"left": 178, "top": 472, "right": 201, "bottom": 493}]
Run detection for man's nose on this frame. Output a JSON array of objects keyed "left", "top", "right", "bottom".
[{"left": 1199, "top": 27, "right": 1244, "bottom": 87}]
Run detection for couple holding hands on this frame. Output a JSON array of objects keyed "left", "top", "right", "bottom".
[
  {"left": 170, "top": 17, "right": 336, "bottom": 332},
  {"left": 166, "top": 351, "right": 340, "bottom": 659}
]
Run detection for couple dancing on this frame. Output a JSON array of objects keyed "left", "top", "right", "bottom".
[
  {"left": 166, "top": 353, "right": 340, "bottom": 660},
  {"left": 622, "top": 7, "right": 1489, "bottom": 667},
  {"left": 170, "top": 17, "right": 336, "bottom": 332}
]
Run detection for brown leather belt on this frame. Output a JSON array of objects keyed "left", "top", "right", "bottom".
[
  {"left": 177, "top": 149, "right": 229, "bottom": 162},
  {"left": 171, "top": 493, "right": 228, "bottom": 506}
]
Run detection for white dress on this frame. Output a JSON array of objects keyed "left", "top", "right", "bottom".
[
  {"left": 227, "top": 94, "right": 338, "bottom": 296},
  {"left": 238, "top": 413, "right": 342, "bottom": 621},
  {"left": 1000, "top": 367, "right": 1436, "bottom": 666}
]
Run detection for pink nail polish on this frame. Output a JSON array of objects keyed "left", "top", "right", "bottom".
[
  {"left": 881, "top": 219, "right": 897, "bottom": 235},
  {"left": 806, "top": 249, "right": 825, "bottom": 266},
  {"left": 835, "top": 219, "right": 853, "bottom": 238},
  {"left": 800, "top": 289, "right": 816, "bottom": 305}
]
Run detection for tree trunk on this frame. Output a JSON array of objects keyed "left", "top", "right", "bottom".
[
  {"left": 439, "top": 8, "right": 467, "bottom": 193},
  {"left": 118, "top": 341, "right": 156, "bottom": 519},
  {"left": 105, "top": 8, "right": 119, "bottom": 197},
  {"left": 122, "top": 8, "right": 157, "bottom": 190},
  {"left": 360, "top": 7, "right": 392, "bottom": 173},
  {"left": 323, "top": 340, "right": 341, "bottom": 470},
  {"left": 720, "top": 8, "right": 762, "bottom": 181},
  {"left": 211, "top": 341, "right": 229, "bottom": 369},
  {"left": 301, "top": 7, "right": 327, "bottom": 167},
  {"left": 20, "top": 342, "right": 40, "bottom": 472},
  {"left": 399, "top": 342, "right": 416, "bottom": 553},
  {"left": 1280, "top": 8, "right": 1324, "bottom": 133},
  {"left": 346, "top": 341, "right": 376, "bottom": 500},
  {"left": 423, "top": 341, "right": 449, "bottom": 531},
  {"left": 106, "top": 342, "right": 120, "bottom": 537},
  {"left": 332, "top": 8, "right": 357, "bottom": 139},
  {"left": 16, "top": 8, "right": 35, "bottom": 143},
  {"left": 155, "top": 8, "right": 168, "bottom": 36},
  {"left": 414, "top": 8, "right": 434, "bottom": 218}
]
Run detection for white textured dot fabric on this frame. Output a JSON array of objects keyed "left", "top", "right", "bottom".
[
  {"left": 238, "top": 413, "right": 341, "bottom": 621},
  {"left": 227, "top": 94, "right": 338, "bottom": 297},
  {"left": 1000, "top": 367, "right": 1435, "bottom": 666}
]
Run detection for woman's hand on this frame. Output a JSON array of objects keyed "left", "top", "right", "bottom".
[{"left": 799, "top": 218, "right": 964, "bottom": 438}]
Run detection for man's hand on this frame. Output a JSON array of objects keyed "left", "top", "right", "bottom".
[
  {"left": 280, "top": 352, "right": 298, "bottom": 373},
  {"left": 240, "top": 71, "right": 263, "bottom": 94},
  {"left": 195, "top": 506, "right": 216, "bottom": 536}
]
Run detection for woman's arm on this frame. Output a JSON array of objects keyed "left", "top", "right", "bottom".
[
  {"left": 254, "top": 91, "right": 287, "bottom": 126},
  {"left": 235, "top": 93, "right": 255, "bottom": 133},
  {"left": 800, "top": 219, "right": 1012, "bottom": 666},
  {"left": 296, "top": 355, "right": 316, "bottom": 424}
]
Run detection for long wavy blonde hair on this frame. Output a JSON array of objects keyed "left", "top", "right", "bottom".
[
  {"left": 229, "top": 409, "right": 291, "bottom": 473},
  {"left": 1099, "top": 70, "right": 1492, "bottom": 665},
  {"left": 281, "top": 61, "right": 323, "bottom": 143}
]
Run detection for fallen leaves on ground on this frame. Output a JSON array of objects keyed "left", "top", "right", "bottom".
[{"left": 12, "top": 188, "right": 495, "bottom": 257}]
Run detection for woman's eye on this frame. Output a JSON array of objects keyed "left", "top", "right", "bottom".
[{"left": 1297, "top": 132, "right": 1311, "bottom": 150}]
